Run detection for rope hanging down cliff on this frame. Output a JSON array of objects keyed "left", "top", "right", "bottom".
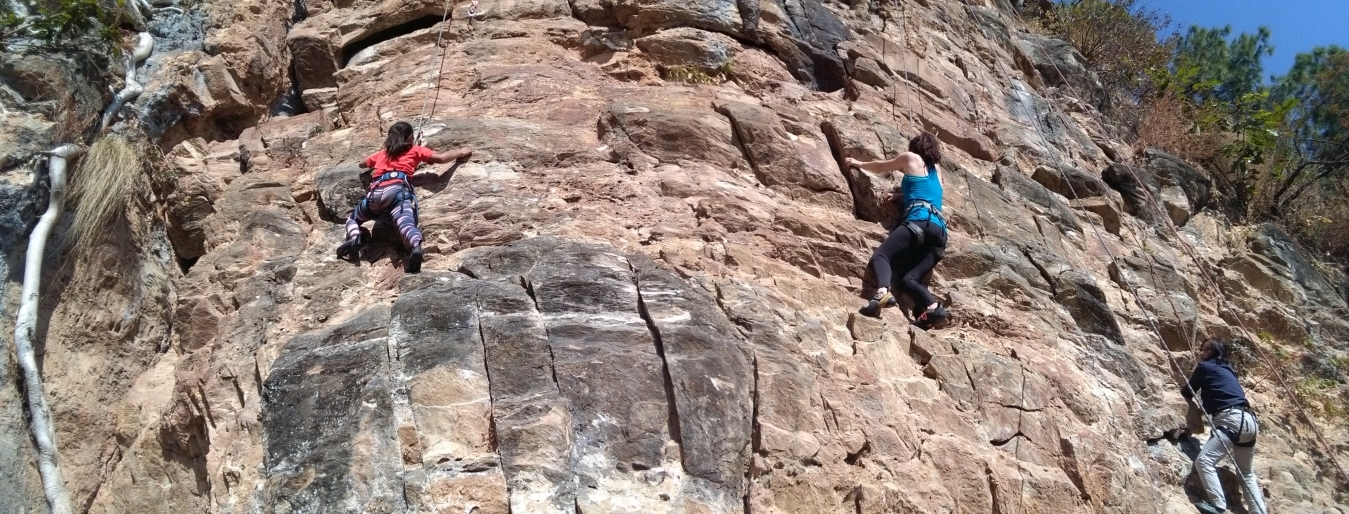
[
  {"left": 889, "top": 2, "right": 988, "bottom": 241},
  {"left": 414, "top": 0, "right": 478, "bottom": 143}
]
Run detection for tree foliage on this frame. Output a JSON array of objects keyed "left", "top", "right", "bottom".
[
  {"left": 1173, "top": 25, "right": 1274, "bottom": 104},
  {"left": 1273, "top": 46, "right": 1349, "bottom": 153},
  {"left": 1036, "top": 2, "right": 1349, "bottom": 263},
  {"left": 1037, "top": 0, "right": 1175, "bottom": 100},
  {"left": 1266, "top": 47, "right": 1349, "bottom": 261},
  {"left": 0, "top": 0, "right": 125, "bottom": 53}
]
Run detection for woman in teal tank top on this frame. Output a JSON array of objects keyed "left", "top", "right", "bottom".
[{"left": 845, "top": 132, "right": 949, "bottom": 329}]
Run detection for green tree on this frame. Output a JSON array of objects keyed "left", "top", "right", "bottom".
[
  {"left": 1152, "top": 25, "right": 1290, "bottom": 216},
  {"left": 1173, "top": 25, "right": 1274, "bottom": 104},
  {"left": 1266, "top": 47, "right": 1349, "bottom": 211}
]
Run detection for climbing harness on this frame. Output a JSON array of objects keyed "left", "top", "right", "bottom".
[
  {"left": 355, "top": 170, "right": 420, "bottom": 232},
  {"left": 900, "top": 199, "right": 946, "bottom": 249},
  {"left": 1215, "top": 405, "right": 1259, "bottom": 448},
  {"left": 368, "top": 170, "right": 413, "bottom": 191}
]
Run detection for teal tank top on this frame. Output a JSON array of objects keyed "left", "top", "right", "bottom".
[{"left": 900, "top": 164, "right": 945, "bottom": 229}]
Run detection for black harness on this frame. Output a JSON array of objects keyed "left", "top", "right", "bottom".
[
  {"left": 1216, "top": 405, "right": 1258, "bottom": 447},
  {"left": 901, "top": 199, "right": 947, "bottom": 254}
]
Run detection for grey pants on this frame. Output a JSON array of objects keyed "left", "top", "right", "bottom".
[{"left": 1196, "top": 407, "right": 1268, "bottom": 514}]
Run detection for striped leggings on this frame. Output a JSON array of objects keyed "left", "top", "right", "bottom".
[{"left": 344, "top": 183, "right": 422, "bottom": 248}]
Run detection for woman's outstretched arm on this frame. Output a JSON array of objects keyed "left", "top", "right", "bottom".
[
  {"left": 846, "top": 153, "right": 925, "bottom": 175},
  {"left": 845, "top": 155, "right": 903, "bottom": 173},
  {"left": 427, "top": 147, "right": 474, "bottom": 164}
]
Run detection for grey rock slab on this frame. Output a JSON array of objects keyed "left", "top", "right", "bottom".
[
  {"left": 1248, "top": 223, "right": 1345, "bottom": 309},
  {"left": 711, "top": 279, "right": 827, "bottom": 460},
  {"left": 1001, "top": 80, "right": 1102, "bottom": 163},
  {"left": 462, "top": 238, "right": 693, "bottom": 510},
  {"left": 398, "top": 272, "right": 575, "bottom": 513},
  {"left": 944, "top": 164, "right": 1043, "bottom": 245},
  {"left": 315, "top": 161, "right": 366, "bottom": 221},
  {"left": 421, "top": 117, "right": 602, "bottom": 169},
  {"left": 1102, "top": 162, "right": 1163, "bottom": 225},
  {"left": 634, "top": 27, "right": 740, "bottom": 69},
  {"left": 1030, "top": 163, "right": 1108, "bottom": 199},
  {"left": 456, "top": 237, "right": 563, "bottom": 283},
  {"left": 262, "top": 306, "right": 404, "bottom": 514},
  {"left": 613, "top": 0, "right": 744, "bottom": 35},
  {"left": 1143, "top": 149, "right": 1211, "bottom": 213},
  {"left": 756, "top": 0, "right": 850, "bottom": 91},
  {"left": 942, "top": 241, "right": 1051, "bottom": 293},
  {"left": 821, "top": 114, "right": 898, "bottom": 224},
  {"left": 1054, "top": 271, "right": 1124, "bottom": 344},
  {"left": 993, "top": 162, "right": 1081, "bottom": 233},
  {"left": 633, "top": 257, "right": 752, "bottom": 500},
  {"left": 1011, "top": 31, "right": 1107, "bottom": 110},
  {"left": 603, "top": 99, "right": 747, "bottom": 170},
  {"left": 1107, "top": 253, "right": 1196, "bottom": 299}
]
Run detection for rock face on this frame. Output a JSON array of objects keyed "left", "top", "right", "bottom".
[
  {"left": 260, "top": 238, "right": 755, "bottom": 513},
  {"left": 3, "top": 1, "right": 1348, "bottom": 513}
]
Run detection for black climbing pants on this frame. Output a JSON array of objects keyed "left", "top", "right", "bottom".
[{"left": 869, "top": 220, "right": 947, "bottom": 309}]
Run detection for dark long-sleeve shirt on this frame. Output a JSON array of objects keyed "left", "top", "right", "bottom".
[{"left": 1183, "top": 359, "right": 1250, "bottom": 415}]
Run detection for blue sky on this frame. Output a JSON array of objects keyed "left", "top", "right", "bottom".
[{"left": 1141, "top": 0, "right": 1349, "bottom": 80}]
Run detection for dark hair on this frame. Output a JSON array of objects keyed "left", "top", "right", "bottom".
[
  {"left": 1204, "top": 337, "right": 1230, "bottom": 362},
  {"left": 383, "top": 121, "right": 415, "bottom": 157},
  {"left": 908, "top": 132, "right": 941, "bottom": 168}
]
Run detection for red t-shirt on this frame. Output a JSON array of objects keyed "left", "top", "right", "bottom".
[{"left": 364, "top": 145, "right": 434, "bottom": 179}]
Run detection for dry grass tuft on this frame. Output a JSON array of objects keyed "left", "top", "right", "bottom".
[{"left": 69, "top": 134, "right": 141, "bottom": 250}]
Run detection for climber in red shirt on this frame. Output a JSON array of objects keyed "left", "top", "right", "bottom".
[{"left": 336, "top": 121, "right": 472, "bottom": 272}]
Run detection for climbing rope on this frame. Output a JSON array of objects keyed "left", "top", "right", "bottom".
[
  {"left": 896, "top": 1, "right": 987, "bottom": 243},
  {"left": 414, "top": 0, "right": 474, "bottom": 144}
]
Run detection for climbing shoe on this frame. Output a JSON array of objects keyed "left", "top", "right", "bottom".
[
  {"left": 336, "top": 237, "right": 364, "bottom": 261},
  {"left": 914, "top": 304, "right": 949, "bottom": 330},
  {"left": 1192, "top": 501, "right": 1224, "bottom": 514},
  {"left": 859, "top": 291, "right": 896, "bottom": 318},
  {"left": 405, "top": 243, "right": 424, "bottom": 273}
]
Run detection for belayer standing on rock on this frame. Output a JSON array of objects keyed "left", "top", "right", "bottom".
[
  {"left": 336, "top": 121, "right": 472, "bottom": 272},
  {"left": 1185, "top": 337, "right": 1268, "bottom": 514},
  {"left": 847, "top": 132, "right": 949, "bottom": 329}
]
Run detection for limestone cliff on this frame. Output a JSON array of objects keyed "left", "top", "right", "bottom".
[{"left": 1, "top": 0, "right": 1347, "bottom": 513}]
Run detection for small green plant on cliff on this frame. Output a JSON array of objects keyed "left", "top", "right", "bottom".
[
  {"left": 1294, "top": 376, "right": 1347, "bottom": 418},
  {"left": 0, "top": 0, "right": 126, "bottom": 53}
]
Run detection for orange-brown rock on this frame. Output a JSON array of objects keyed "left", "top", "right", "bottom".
[{"left": 1, "top": 1, "right": 1346, "bottom": 513}]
